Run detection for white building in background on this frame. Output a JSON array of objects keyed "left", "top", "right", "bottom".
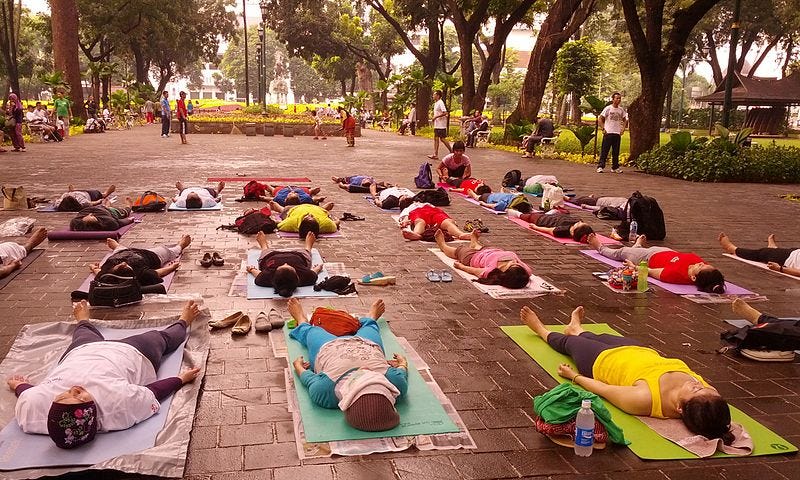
[{"left": 162, "top": 63, "right": 236, "bottom": 102}]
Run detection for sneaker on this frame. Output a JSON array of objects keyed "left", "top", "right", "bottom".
[
  {"left": 521, "top": 153, "right": 532, "bottom": 158},
  {"left": 611, "top": 168, "right": 622, "bottom": 174},
  {"left": 596, "top": 167, "right": 604, "bottom": 173}
]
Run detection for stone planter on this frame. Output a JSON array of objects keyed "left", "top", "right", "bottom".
[
  {"left": 283, "top": 125, "right": 294, "bottom": 137},
  {"left": 264, "top": 123, "right": 275, "bottom": 136},
  {"left": 244, "top": 123, "right": 257, "bottom": 136}
]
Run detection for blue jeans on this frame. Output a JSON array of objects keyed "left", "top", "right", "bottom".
[{"left": 289, "top": 318, "right": 383, "bottom": 368}]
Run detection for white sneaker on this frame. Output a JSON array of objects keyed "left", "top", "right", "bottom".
[
  {"left": 612, "top": 168, "right": 622, "bottom": 174},
  {"left": 596, "top": 167, "right": 604, "bottom": 173}
]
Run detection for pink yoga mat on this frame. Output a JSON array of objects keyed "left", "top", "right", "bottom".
[
  {"left": 436, "top": 182, "right": 468, "bottom": 196},
  {"left": 47, "top": 213, "right": 144, "bottom": 241},
  {"left": 579, "top": 249, "right": 755, "bottom": 295},
  {"left": 507, "top": 216, "right": 621, "bottom": 245},
  {"left": 207, "top": 177, "right": 311, "bottom": 183}
]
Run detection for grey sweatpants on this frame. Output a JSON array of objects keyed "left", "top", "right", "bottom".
[{"left": 597, "top": 246, "right": 672, "bottom": 265}]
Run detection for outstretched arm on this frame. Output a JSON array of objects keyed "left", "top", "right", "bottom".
[
  {"left": 558, "top": 364, "right": 651, "bottom": 416},
  {"left": 768, "top": 262, "right": 800, "bottom": 277},
  {"left": 528, "top": 224, "right": 555, "bottom": 235},
  {"left": 454, "top": 261, "right": 484, "bottom": 277}
]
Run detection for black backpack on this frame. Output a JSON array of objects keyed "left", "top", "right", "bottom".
[
  {"left": 218, "top": 207, "right": 277, "bottom": 234},
  {"left": 502, "top": 169, "right": 523, "bottom": 189},
  {"left": 616, "top": 191, "right": 666, "bottom": 240},
  {"left": 412, "top": 187, "right": 450, "bottom": 206},
  {"left": 414, "top": 162, "right": 434, "bottom": 189},
  {"left": 87, "top": 274, "right": 143, "bottom": 307},
  {"left": 721, "top": 319, "right": 800, "bottom": 353}
]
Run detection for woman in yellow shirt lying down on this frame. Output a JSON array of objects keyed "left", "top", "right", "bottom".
[{"left": 521, "top": 305, "right": 734, "bottom": 445}]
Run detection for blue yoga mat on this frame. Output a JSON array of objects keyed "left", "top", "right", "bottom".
[
  {"left": 0, "top": 326, "right": 186, "bottom": 470},
  {"left": 246, "top": 249, "right": 339, "bottom": 299}
]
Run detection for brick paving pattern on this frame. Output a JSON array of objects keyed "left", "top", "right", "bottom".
[{"left": 1, "top": 127, "right": 799, "bottom": 479}]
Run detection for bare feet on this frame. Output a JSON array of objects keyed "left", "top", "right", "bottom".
[
  {"left": 433, "top": 228, "right": 446, "bottom": 247},
  {"left": 718, "top": 232, "right": 737, "bottom": 254},
  {"left": 179, "top": 234, "right": 192, "bottom": 250},
  {"left": 287, "top": 297, "right": 307, "bottom": 323},
  {"left": 175, "top": 181, "right": 185, "bottom": 192},
  {"left": 331, "top": 176, "right": 341, "bottom": 183},
  {"left": 468, "top": 229, "right": 481, "bottom": 249},
  {"left": 68, "top": 184, "right": 75, "bottom": 192},
  {"left": 587, "top": 232, "right": 602, "bottom": 251},
  {"left": 0, "top": 261, "right": 22, "bottom": 278},
  {"left": 368, "top": 299, "right": 386, "bottom": 320},
  {"left": 180, "top": 300, "right": 200, "bottom": 326},
  {"left": 256, "top": 231, "right": 268, "bottom": 249},
  {"left": 103, "top": 184, "right": 116, "bottom": 197},
  {"left": 304, "top": 231, "right": 316, "bottom": 249},
  {"left": 731, "top": 298, "right": 762, "bottom": 324},
  {"left": 321, "top": 201, "right": 334, "bottom": 211},
  {"left": 457, "top": 232, "right": 472, "bottom": 240},
  {"left": 520, "top": 306, "right": 551, "bottom": 340},
  {"left": 402, "top": 229, "right": 422, "bottom": 241},
  {"left": 106, "top": 237, "right": 120, "bottom": 250},
  {"left": 633, "top": 234, "right": 648, "bottom": 248},
  {"left": 768, "top": 234, "right": 777, "bottom": 248},
  {"left": 216, "top": 181, "right": 225, "bottom": 194},
  {"left": 73, "top": 299, "right": 91, "bottom": 321},
  {"left": 25, "top": 227, "right": 47, "bottom": 250},
  {"left": 310, "top": 187, "right": 321, "bottom": 196},
  {"left": 564, "top": 306, "right": 586, "bottom": 336}
]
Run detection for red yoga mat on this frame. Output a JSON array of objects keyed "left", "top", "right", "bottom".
[{"left": 207, "top": 177, "right": 311, "bottom": 183}]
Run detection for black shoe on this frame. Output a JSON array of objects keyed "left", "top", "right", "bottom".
[
  {"left": 200, "top": 253, "right": 213, "bottom": 268},
  {"left": 211, "top": 252, "right": 224, "bottom": 266}
]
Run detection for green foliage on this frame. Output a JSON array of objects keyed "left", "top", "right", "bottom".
[
  {"left": 568, "top": 125, "right": 596, "bottom": 155},
  {"left": 665, "top": 131, "right": 708, "bottom": 153},
  {"left": 505, "top": 122, "right": 533, "bottom": 145},
  {"left": 40, "top": 71, "right": 70, "bottom": 93},
  {"left": 554, "top": 39, "right": 600, "bottom": 99}
]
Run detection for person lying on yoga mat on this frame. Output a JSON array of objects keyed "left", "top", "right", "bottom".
[
  {"left": 719, "top": 233, "right": 800, "bottom": 277},
  {"left": 503, "top": 174, "right": 560, "bottom": 195},
  {"left": 332, "top": 175, "right": 390, "bottom": 194},
  {"left": 436, "top": 141, "right": 471, "bottom": 183},
  {"left": 0, "top": 227, "right": 47, "bottom": 280},
  {"left": 288, "top": 298, "right": 409, "bottom": 431},
  {"left": 6, "top": 300, "right": 202, "bottom": 449},
  {"left": 172, "top": 181, "right": 226, "bottom": 209},
  {"left": 588, "top": 233, "right": 726, "bottom": 293},
  {"left": 445, "top": 178, "right": 491, "bottom": 195},
  {"left": 271, "top": 202, "right": 340, "bottom": 237},
  {"left": 265, "top": 185, "right": 324, "bottom": 207},
  {"left": 55, "top": 184, "right": 116, "bottom": 211},
  {"left": 246, "top": 231, "right": 322, "bottom": 296},
  {"left": 397, "top": 202, "right": 471, "bottom": 241},
  {"left": 89, "top": 235, "right": 191, "bottom": 286},
  {"left": 520, "top": 304, "right": 734, "bottom": 445},
  {"left": 571, "top": 194, "right": 627, "bottom": 212},
  {"left": 434, "top": 229, "right": 531, "bottom": 288},
  {"left": 371, "top": 185, "right": 415, "bottom": 210},
  {"left": 69, "top": 203, "right": 134, "bottom": 231},
  {"left": 465, "top": 189, "right": 533, "bottom": 213},
  {"left": 508, "top": 209, "right": 594, "bottom": 242}
]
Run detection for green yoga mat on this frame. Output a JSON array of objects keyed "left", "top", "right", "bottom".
[
  {"left": 285, "top": 319, "right": 459, "bottom": 443},
  {"left": 501, "top": 323, "right": 797, "bottom": 460}
]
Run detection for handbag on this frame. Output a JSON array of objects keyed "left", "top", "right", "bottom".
[
  {"left": 87, "top": 274, "right": 143, "bottom": 307},
  {"left": 6, "top": 117, "right": 16, "bottom": 128},
  {"left": 2, "top": 186, "right": 28, "bottom": 210}
]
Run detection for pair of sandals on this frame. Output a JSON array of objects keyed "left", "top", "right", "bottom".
[
  {"left": 463, "top": 218, "right": 489, "bottom": 233},
  {"left": 208, "top": 309, "right": 285, "bottom": 335},
  {"left": 340, "top": 212, "right": 365, "bottom": 221},
  {"left": 359, "top": 272, "right": 396, "bottom": 286},
  {"left": 200, "top": 252, "right": 224, "bottom": 268},
  {"left": 427, "top": 270, "right": 452, "bottom": 282}
]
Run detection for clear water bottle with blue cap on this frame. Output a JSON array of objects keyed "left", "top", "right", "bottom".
[
  {"left": 574, "top": 399, "right": 594, "bottom": 456},
  {"left": 628, "top": 220, "right": 638, "bottom": 242}
]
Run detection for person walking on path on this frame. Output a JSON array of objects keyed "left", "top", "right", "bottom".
[
  {"left": 597, "top": 92, "right": 628, "bottom": 173},
  {"left": 160, "top": 91, "right": 171, "bottom": 138},
  {"left": 428, "top": 90, "right": 451, "bottom": 160},
  {"left": 176, "top": 91, "right": 189, "bottom": 145},
  {"left": 143, "top": 99, "right": 154, "bottom": 124},
  {"left": 53, "top": 91, "right": 73, "bottom": 139},
  {"left": 5, "top": 93, "right": 25, "bottom": 152}
]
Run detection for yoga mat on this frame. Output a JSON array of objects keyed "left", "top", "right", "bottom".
[
  {"left": 76, "top": 251, "right": 178, "bottom": 294},
  {"left": 723, "top": 253, "right": 800, "bottom": 281},
  {"left": 0, "top": 250, "right": 44, "bottom": 290},
  {"left": 285, "top": 319, "right": 459, "bottom": 442},
  {"left": 277, "top": 230, "right": 342, "bottom": 238},
  {"left": 246, "top": 249, "right": 340, "bottom": 299},
  {"left": 168, "top": 199, "right": 223, "bottom": 211},
  {"left": 428, "top": 248, "right": 562, "bottom": 299},
  {"left": 0, "top": 325, "right": 187, "bottom": 470},
  {"left": 501, "top": 324, "right": 797, "bottom": 459},
  {"left": 461, "top": 196, "right": 506, "bottom": 215},
  {"left": 436, "top": 182, "right": 468, "bottom": 196},
  {"left": 34, "top": 205, "right": 58, "bottom": 212},
  {"left": 580, "top": 250, "right": 755, "bottom": 295},
  {"left": 363, "top": 195, "right": 399, "bottom": 211},
  {"left": 46, "top": 213, "right": 144, "bottom": 241},
  {"left": 208, "top": 177, "right": 311, "bottom": 183},
  {"left": 507, "top": 216, "right": 620, "bottom": 245}
]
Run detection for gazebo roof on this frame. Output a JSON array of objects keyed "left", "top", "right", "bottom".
[{"left": 695, "top": 72, "right": 800, "bottom": 106}]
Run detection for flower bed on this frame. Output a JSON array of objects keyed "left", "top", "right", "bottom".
[{"left": 171, "top": 120, "right": 359, "bottom": 137}]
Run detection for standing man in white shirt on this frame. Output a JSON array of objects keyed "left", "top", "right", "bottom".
[
  {"left": 428, "top": 90, "right": 452, "bottom": 160},
  {"left": 597, "top": 92, "right": 628, "bottom": 173}
]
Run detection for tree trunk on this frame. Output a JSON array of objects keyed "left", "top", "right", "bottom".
[
  {"left": 0, "top": 0, "right": 21, "bottom": 95},
  {"left": 507, "top": 0, "right": 597, "bottom": 125},
  {"left": 663, "top": 75, "right": 674, "bottom": 129},
  {"left": 628, "top": 83, "right": 664, "bottom": 162},
  {"left": 51, "top": 0, "right": 85, "bottom": 118},
  {"left": 130, "top": 40, "right": 149, "bottom": 84},
  {"left": 569, "top": 93, "right": 581, "bottom": 124},
  {"left": 705, "top": 30, "right": 723, "bottom": 87}
]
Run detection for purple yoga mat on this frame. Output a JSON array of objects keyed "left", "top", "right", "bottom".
[
  {"left": 47, "top": 213, "right": 144, "bottom": 241},
  {"left": 579, "top": 249, "right": 755, "bottom": 295},
  {"left": 77, "top": 251, "right": 177, "bottom": 293}
]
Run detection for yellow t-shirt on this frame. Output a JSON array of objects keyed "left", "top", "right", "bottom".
[
  {"left": 277, "top": 204, "right": 337, "bottom": 233},
  {"left": 592, "top": 346, "right": 708, "bottom": 418}
]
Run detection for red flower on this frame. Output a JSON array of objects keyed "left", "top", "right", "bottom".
[{"left": 74, "top": 409, "right": 84, "bottom": 419}]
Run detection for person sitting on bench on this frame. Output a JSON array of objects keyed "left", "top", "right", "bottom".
[
  {"left": 466, "top": 189, "right": 533, "bottom": 213},
  {"left": 434, "top": 229, "right": 531, "bottom": 288},
  {"left": 288, "top": 298, "right": 408, "bottom": 432},
  {"left": 7, "top": 300, "right": 202, "bottom": 449},
  {"left": 172, "top": 181, "right": 225, "bottom": 209},
  {"left": 246, "top": 231, "right": 322, "bottom": 296},
  {"left": 0, "top": 227, "right": 47, "bottom": 280},
  {"left": 55, "top": 184, "right": 117, "bottom": 211},
  {"left": 332, "top": 175, "right": 390, "bottom": 194},
  {"left": 465, "top": 115, "right": 489, "bottom": 148},
  {"left": 521, "top": 116, "right": 555, "bottom": 158},
  {"left": 509, "top": 209, "right": 594, "bottom": 242},
  {"left": 89, "top": 235, "right": 191, "bottom": 287},
  {"left": 588, "top": 233, "right": 726, "bottom": 293},
  {"left": 25, "top": 105, "right": 60, "bottom": 141},
  {"left": 719, "top": 233, "right": 800, "bottom": 278},
  {"left": 69, "top": 203, "right": 134, "bottom": 231},
  {"left": 371, "top": 184, "right": 415, "bottom": 210},
  {"left": 519, "top": 304, "right": 734, "bottom": 444},
  {"left": 436, "top": 141, "right": 471, "bottom": 183},
  {"left": 398, "top": 201, "right": 471, "bottom": 241},
  {"left": 271, "top": 202, "right": 340, "bottom": 237}
]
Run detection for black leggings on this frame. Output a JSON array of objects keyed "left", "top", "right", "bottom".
[
  {"left": 60, "top": 320, "right": 187, "bottom": 371},
  {"left": 547, "top": 332, "right": 641, "bottom": 378},
  {"left": 572, "top": 196, "right": 598, "bottom": 206},
  {"left": 735, "top": 247, "right": 797, "bottom": 265}
]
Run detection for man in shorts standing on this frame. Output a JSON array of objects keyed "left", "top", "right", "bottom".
[
  {"left": 428, "top": 90, "right": 451, "bottom": 160},
  {"left": 176, "top": 91, "right": 189, "bottom": 144}
]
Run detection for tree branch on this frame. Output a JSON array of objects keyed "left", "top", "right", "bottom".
[{"left": 367, "top": 0, "right": 424, "bottom": 62}]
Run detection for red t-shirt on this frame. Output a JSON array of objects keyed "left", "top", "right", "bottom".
[
  {"left": 343, "top": 116, "right": 356, "bottom": 131},
  {"left": 648, "top": 251, "right": 705, "bottom": 284},
  {"left": 176, "top": 99, "right": 188, "bottom": 119},
  {"left": 457, "top": 178, "right": 483, "bottom": 192}
]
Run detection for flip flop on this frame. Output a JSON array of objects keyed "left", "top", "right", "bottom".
[
  {"left": 359, "top": 273, "right": 397, "bottom": 285},
  {"left": 361, "top": 272, "right": 385, "bottom": 283},
  {"left": 426, "top": 270, "right": 441, "bottom": 282},
  {"left": 440, "top": 270, "right": 453, "bottom": 282}
]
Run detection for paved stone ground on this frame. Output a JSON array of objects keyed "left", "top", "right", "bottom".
[{"left": 2, "top": 126, "right": 800, "bottom": 480}]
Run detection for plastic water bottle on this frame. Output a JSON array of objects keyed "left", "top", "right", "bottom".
[
  {"left": 543, "top": 198, "right": 551, "bottom": 211},
  {"left": 574, "top": 399, "right": 594, "bottom": 457},
  {"left": 628, "top": 220, "right": 638, "bottom": 242},
  {"left": 637, "top": 260, "right": 649, "bottom": 292}
]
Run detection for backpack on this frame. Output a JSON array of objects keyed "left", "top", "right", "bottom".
[
  {"left": 412, "top": 187, "right": 450, "bottom": 206},
  {"left": 313, "top": 275, "right": 357, "bottom": 295},
  {"left": 721, "top": 319, "right": 800, "bottom": 361},
  {"left": 218, "top": 207, "right": 276, "bottom": 234},
  {"left": 595, "top": 206, "right": 625, "bottom": 220},
  {"left": 502, "top": 169, "right": 523, "bottom": 189},
  {"left": 131, "top": 191, "right": 167, "bottom": 212},
  {"left": 508, "top": 194, "right": 532, "bottom": 212},
  {"left": 243, "top": 180, "right": 268, "bottom": 199},
  {"left": 87, "top": 274, "right": 143, "bottom": 307},
  {"left": 414, "top": 162, "right": 434, "bottom": 189},
  {"left": 616, "top": 191, "right": 666, "bottom": 241}
]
